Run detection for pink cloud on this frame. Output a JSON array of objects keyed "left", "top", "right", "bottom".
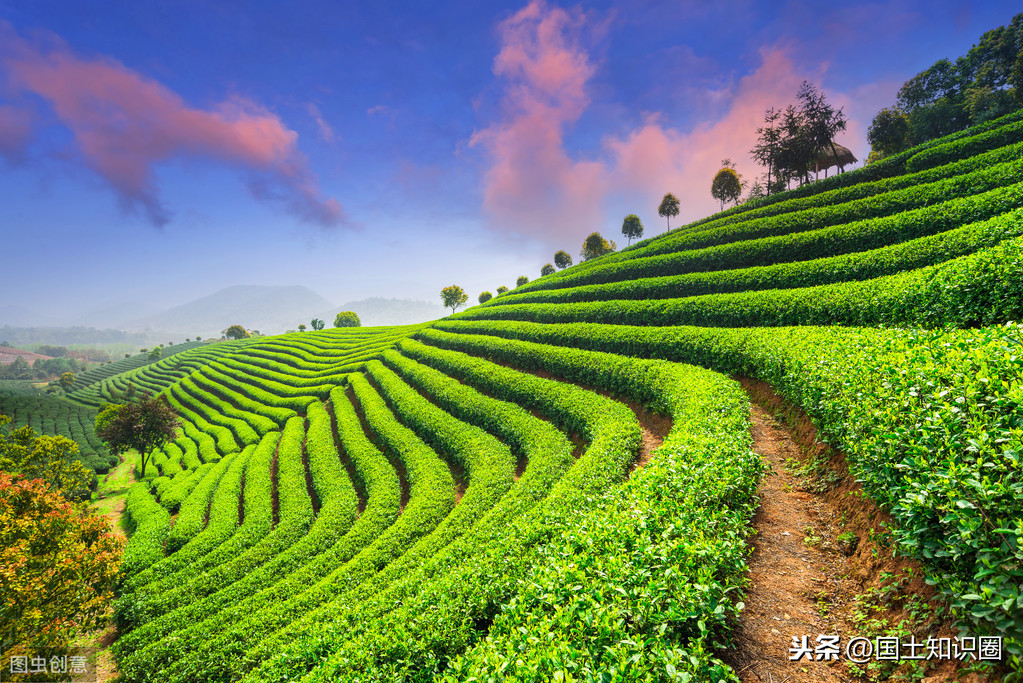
[
  {"left": 0, "top": 104, "right": 33, "bottom": 163},
  {"left": 1, "top": 25, "right": 345, "bottom": 228},
  {"left": 472, "top": 6, "right": 878, "bottom": 244},
  {"left": 604, "top": 47, "right": 818, "bottom": 226},
  {"left": 470, "top": 0, "right": 609, "bottom": 240}
]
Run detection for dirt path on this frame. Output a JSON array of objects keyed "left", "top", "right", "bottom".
[
  {"left": 724, "top": 380, "right": 980, "bottom": 683},
  {"left": 723, "top": 403, "right": 855, "bottom": 682}
]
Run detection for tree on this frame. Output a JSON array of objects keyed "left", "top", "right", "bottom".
[
  {"left": 1, "top": 414, "right": 93, "bottom": 502},
  {"left": 580, "top": 232, "right": 616, "bottom": 261},
  {"left": 711, "top": 167, "right": 743, "bottom": 210},
  {"left": 478, "top": 291, "right": 493, "bottom": 304},
  {"left": 540, "top": 263, "right": 556, "bottom": 276},
  {"left": 867, "top": 107, "right": 910, "bottom": 156},
  {"left": 440, "top": 285, "right": 468, "bottom": 314},
  {"left": 621, "top": 214, "right": 643, "bottom": 246},
  {"left": 223, "top": 325, "right": 250, "bottom": 340},
  {"left": 0, "top": 471, "right": 122, "bottom": 656},
  {"left": 59, "top": 371, "right": 75, "bottom": 393},
  {"left": 496, "top": 286, "right": 509, "bottom": 295},
  {"left": 310, "top": 318, "right": 325, "bottom": 331},
  {"left": 196, "top": 336, "right": 202, "bottom": 341},
  {"left": 333, "top": 311, "right": 361, "bottom": 328},
  {"left": 516, "top": 276, "right": 529, "bottom": 287},
  {"left": 554, "top": 250, "right": 573, "bottom": 269},
  {"left": 796, "top": 81, "right": 847, "bottom": 179},
  {"left": 148, "top": 347, "right": 162, "bottom": 360},
  {"left": 298, "top": 324, "right": 307, "bottom": 332},
  {"left": 658, "top": 193, "right": 680, "bottom": 230},
  {"left": 95, "top": 394, "right": 180, "bottom": 479}
]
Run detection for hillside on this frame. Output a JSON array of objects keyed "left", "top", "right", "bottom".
[{"left": 40, "top": 109, "right": 1023, "bottom": 681}]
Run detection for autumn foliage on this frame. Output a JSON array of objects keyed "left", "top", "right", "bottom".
[{"left": 0, "top": 471, "right": 122, "bottom": 654}]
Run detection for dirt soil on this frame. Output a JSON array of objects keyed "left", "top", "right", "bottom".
[{"left": 722, "top": 378, "right": 985, "bottom": 683}]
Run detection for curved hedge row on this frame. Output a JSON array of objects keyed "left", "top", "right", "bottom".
[
  {"left": 432, "top": 318, "right": 1023, "bottom": 659},
  {"left": 121, "top": 483, "right": 171, "bottom": 579}
]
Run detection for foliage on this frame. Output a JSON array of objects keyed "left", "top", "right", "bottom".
[
  {"left": 149, "top": 347, "right": 162, "bottom": 360},
  {"left": 496, "top": 285, "right": 509, "bottom": 295},
  {"left": 333, "top": 311, "right": 362, "bottom": 328},
  {"left": 223, "top": 325, "right": 251, "bottom": 340},
  {"left": 657, "top": 192, "right": 680, "bottom": 229},
  {"left": 59, "top": 371, "right": 75, "bottom": 392},
  {"left": 439, "top": 285, "right": 468, "bottom": 313},
  {"left": 711, "top": 167, "right": 744, "bottom": 209},
  {"left": 310, "top": 319, "right": 325, "bottom": 331},
  {"left": 0, "top": 470, "right": 122, "bottom": 654},
  {"left": 553, "top": 250, "right": 573, "bottom": 269},
  {"left": 298, "top": 324, "right": 306, "bottom": 332},
  {"left": 868, "top": 107, "right": 911, "bottom": 156},
  {"left": 477, "top": 291, "right": 492, "bottom": 304},
  {"left": 751, "top": 81, "right": 847, "bottom": 192},
  {"left": 515, "top": 275, "right": 529, "bottom": 287},
  {"left": 0, "top": 414, "right": 93, "bottom": 501},
  {"left": 879, "top": 13, "right": 1023, "bottom": 147},
  {"left": 580, "top": 232, "right": 616, "bottom": 261},
  {"left": 621, "top": 213, "right": 643, "bottom": 245},
  {"left": 95, "top": 394, "right": 180, "bottom": 479},
  {"left": 540, "top": 263, "right": 555, "bottom": 276}
]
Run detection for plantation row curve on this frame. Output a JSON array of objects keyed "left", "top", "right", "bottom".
[{"left": 27, "top": 109, "right": 1021, "bottom": 680}]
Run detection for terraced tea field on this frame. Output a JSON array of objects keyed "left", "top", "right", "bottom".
[{"left": 16, "top": 109, "right": 1020, "bottom": 680}]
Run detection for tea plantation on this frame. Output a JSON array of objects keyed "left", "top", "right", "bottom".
[{"left": 23, "top": 110, "right": 1023, "bottom": 680}]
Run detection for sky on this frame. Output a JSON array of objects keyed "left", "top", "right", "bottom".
[{"left": 1, "top": 0, "right": 1020, "bottom": 322}]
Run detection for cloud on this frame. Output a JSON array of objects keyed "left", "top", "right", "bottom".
[
  {"left": 0, "top": 104, "right": 33, "bottom": 164},
  {"left": 604, "top": 47, "right": 816, "bottom": 225},
  {"left": 0, "top": 24, "right": 346, "bottom": 229},
  {"left": 471, "top": 3, "right": 874, "bottom": 240},
  {"left": 469, "top": 0, "right": 609, "bottom": 240},
  {"left": 305, "top": 103, "right": 336, "bottom": 144}
]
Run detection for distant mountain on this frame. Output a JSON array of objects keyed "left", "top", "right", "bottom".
[
  {"left": 126, "top": 285, "right": 337, "bottom": 337},
  {"left": 70, "top": 300, "right": 163, "bottom": 330},
  {"left": 318, "top": 297, "right": 445, "bottom": 327}
]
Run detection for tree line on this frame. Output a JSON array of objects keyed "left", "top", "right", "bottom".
[{"left": 867, "top": 12, "right": 1022, "bottom": 158}]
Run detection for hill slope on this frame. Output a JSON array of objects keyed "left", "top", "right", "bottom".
[{"left": 82, "top": 109, "right": 1023, "bottom": 681}]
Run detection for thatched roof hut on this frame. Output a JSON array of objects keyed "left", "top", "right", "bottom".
[{"left": 813, "top": 143, "right": 857, "bottom": 176}]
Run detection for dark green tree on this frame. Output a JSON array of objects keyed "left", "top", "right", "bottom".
[
  {"left": 711, "top": 166, "right": 743, "bottom": 210},
  {"left": 478, "top": 291, "right": 493, "bottom": 304},
  {"left": 95, "top": 394, "right": 180, "bottom": 479},
  {"left": 554, "top": 250, "right": 573, "bottom": 269},
  {"left": 223, "top": 325, "right": 250, "bottom": 340},
  {"left": 657, "top": 193, "right": 680, "bottom": 230},
  {"left": 310, "top": 318, "right": 325, "bottom": 331},
  {"left": 867, "top": 107, "right": 911, "bottom": 156},
  {"left": 540, "top": 263, "right": 556, "bottom": 276},
  {"left": 621, "top": 214, "right": 643, "bottom": 245},
  {"left": 333, "top": 311, "right": 361, "bottom": 328},
  {"left": 148, "top": 347, "right": 162, "bottom": 360},
  {"left": 516, "top": 276, "right": 529, "bottom": 287},
  {"left": 496, "top": 285, "right": 509, "bottom": 295},
  {"left": 580, "top": 232, "right": 616, "bottom": 261}
]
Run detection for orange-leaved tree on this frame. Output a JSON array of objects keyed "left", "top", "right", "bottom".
[{"left": 0, "top": 471, "right": 123, "bottom": 655}]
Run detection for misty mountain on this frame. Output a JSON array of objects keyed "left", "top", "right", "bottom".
[
  {"left": 69, "top": 300, "right": 163, "bottom": 330},
  {"left": 126, "top": 285, "right": 336, "bottom": 337},
  {"left": 319, "top": 297, "right": 445, "bottom": 327}
]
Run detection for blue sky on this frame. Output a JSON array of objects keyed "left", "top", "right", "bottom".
[{"left": 1, "top": 0, "right": 1019, "bottom": 321}]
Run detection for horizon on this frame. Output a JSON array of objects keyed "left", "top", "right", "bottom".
[{"left": 2, "top": 0, "right": 1019, "bottom": 321}]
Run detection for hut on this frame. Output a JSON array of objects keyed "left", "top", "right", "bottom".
[{"left": 813, "top": 143, "right": 857, "bottom": 179}]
